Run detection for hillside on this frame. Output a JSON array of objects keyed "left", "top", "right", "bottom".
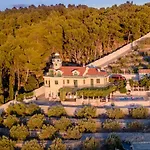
[
  {"left": 106, "top": 37, "right": 150, "bottom": 73},
  {"left": 0, "top": 2, "right": 150, "bottom": 103}
]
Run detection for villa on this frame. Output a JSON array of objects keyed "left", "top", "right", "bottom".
[{"left": 43, "top": 53, "right": 110, "bottom": 99}]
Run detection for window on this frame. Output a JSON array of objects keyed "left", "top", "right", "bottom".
[
  {"left": 49, "top": 80, "right": 50, "bottom": 87},
  {"left": 45, "top": 80, "right": 47, "bottom": 85},
  {"left": 63, "top": 80, "right": 65, "bottom": 84},
  {"left": 74, "top": 80, "right": 78, "bottom": 88},
  {"left": 72, "top": 70, "right": 79, "bottom": 76},
  {"left": 55, "top": 80, "right": 58, "bottom": 85},
  {"left": 96, "top": 79, "right": 100, "bottom": 84},
  {"left": 67, "top": 80, "right": 69, "bottom": 84},
  {"left": 83, "top": 79, "right": 85, "bottom": 84},
  {"left": 91, "top": 79, "right": 94, "bottom": 87}
]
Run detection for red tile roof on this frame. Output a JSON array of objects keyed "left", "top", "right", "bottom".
[
  {"left": 57, "top": 66, "right": 108, "bottom": 77},
  {"left": 59, "top": 66, "right": 86, "bottom": 76},
  {"left": 139, "top": 69, "right": 150, "bottom": 74},
  {"left": 86, "top": 68, "right": 108, "bottom": 76}
]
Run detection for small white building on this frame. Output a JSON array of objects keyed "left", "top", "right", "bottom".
[{"left": 43, "top": 53, "right": 110, "bottom": 99}]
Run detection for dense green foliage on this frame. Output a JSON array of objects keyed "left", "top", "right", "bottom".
[
  {"left": 21, "top": 140, "right": 44, "bottom": 150},
  {"left": 3, "top": 115, "right": 19, "bottom": 128},
  {"left": 54, "top": 117, "right": 71, "bottom": 131},
  {"left": 76, "top": 106, "right": 97, "bottom": 118},
  {"left": 106, "top": 108, "right": 125, "bottom": 119},
  {"left": 0, "top": 136, "right": 15, "bottom": 150},
  {"left": 48, "top": 106, "right": 66, "bottom": 117},
  {"left": 103, "top": 120, "right": 121, "bottom": 131},
  {"left": 130, "top": 107, "right": 149, "bottom": 119},
  {"left": 64, "top": 126, "right": 82, "bottom": 140},
  {"left": 6, "top": 103, "right": 41, "bottom": 116},
  {"left": 77, "top": 86, "right": 116, "bottom": 97},
  {"left": 48, "top": 138, "right": 66, "bottom": 150},
  {"left": 78, "top": 119, "right": 97, "bottom": 133},
  {"left": 0, "top": 2, "right": 150, "bottom": 103},
  {"left": 129, "top": 76, "right": 150, "bottom": 89},
  {"left": 27, "top": 114, "right": 45, "bottom": 129},
  {"left": 105, "top": 134, "right": 124, "bottom": 150},
  {"left": 127, "top": 121, "right": 144, "bottom": 131},
  {"left": 82, "top": 137, "right": 100, "bottom": 150},
  {"left": 10, "top": 125, "right": 29, "bottom": 140},
  {"left": 39, "top": 125, "right": 57, "bottom": 140}
]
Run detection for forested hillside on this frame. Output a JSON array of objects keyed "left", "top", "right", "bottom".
[{"left": 0, "top": 2, "right": 150, "bottom": 103}]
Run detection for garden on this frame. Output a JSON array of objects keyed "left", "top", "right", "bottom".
[{"left": 0, "top": 102, "right": 150, "bottom": 149}]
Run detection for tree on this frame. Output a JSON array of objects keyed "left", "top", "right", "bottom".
[
  {"left": 130, "top": 107, "right": 149, "bottom": 119},
  {"left": 63, "top": 126, "right": 82, "bottom": 140},
  {"left": 39, "top": 125, "right": 56, "bottom": 140},
  {"left": 105, "top": 134, "right": 124, "bottom": 150},
  {"left": 103, "top": 120, "right": 121, "bottom": 131},
  {"left": 24, "top": 75, "right": 39, "bottom": 92},
  {"left": 26, "top": 103, "right": 41, "bottom": 115},
  {"left": 106, "top": 108, "right": 125, "bottom": 119},
  {"left": 22, "top": 140, "right": 44, "bottom": 150},
  {"left": 0, "top": 136, "right": 15, "bottom": 150},
  {"left": 27, "top": 114, "right": 45, "bottom": 129},
  {"left": 3, "top": 115, "right": 19, "bottom": 128},
  {"left": 82, "top": 137, "right": 100, "bottom": 150},
  {"left": 54, "top": 117, "right": 71, "bottom": 131},
  {"left": 76, "top": 106, "right": 96, "bottom": 118},
  {"left": 6, "top": 103, "right": 26, "bottom": 116},
  {"left": 10, "top": 125, "right": 29, "bottom": 140},
  {"left": 47, "top": 106, "right": 66, "bottom": 117},
  {"left": 127, "top": 121, "right": 144, "bottom": 131},
  {"left": 78, "top": 119, "right": 97, "bottom": 133},
  {"left": 48, "top": 138, "right": 66, "bottom": 150}
]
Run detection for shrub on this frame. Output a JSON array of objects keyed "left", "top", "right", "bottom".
[
  {"left": 22, "top": 140, "right": 43, "bottom": 150},
  {"left": 63, "top": 126, "right": 82, "bottom": 140},
  {"left": 103, "top": 120, "right": 121, "bottom": 131},
  {"left": 6, "top": 103, "right": 26, "bottom": 116},
  {"left": 54, "top": 117, "right": 71, "bottom": 131},
  {"left": 127, "top": 121, "right": 144, "bottom": 131},
  {"left": 17, "top": 92, "right": 34, "bottom": 101},
  {"left": 10, "top": 125, "right": 29, "bottom": 141},
  {"left": 48, "top": 138, "right": 66, "bottom": 150},
  {"left": 48, "top": 106, "right": 66, "bottom": 117},
  {"left": 0, "top": 136, "right": 15, "bottom": 150},
  {"left": 27, "top": 114, "right": 45, "bottom": 129},
  {"left": 3, "top": 115, "right": 19, "bottom": 128},
  {"left": 76, "top": 106, "right": 96, "bottom": 118},
  {"left": 39, "top": 125, "right": 57, "bottom": 140},
  {"left": 106, "top": 108, "right": 125, "bottom": 119},
  {"left": 82, "top": 137, "right": 100, "bottom": 150},
  {"left": 130, "top": 107, "right": 149, "bottom": 119},
  {"left": 105, "top": 134, "right": 124, "bottom": 150},
  {"left": 26, "top": 103, "right": 41, "bottom": 115},
  {"left": 78, "top": 119, "right": 97, "bottom": 133}
]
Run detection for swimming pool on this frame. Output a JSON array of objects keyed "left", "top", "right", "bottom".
[{"left": 113, "top": 96, "right": 144, "bottom": 101}]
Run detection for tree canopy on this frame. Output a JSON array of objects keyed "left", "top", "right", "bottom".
[{"left": 0, "top": 2, "right": 150, "bottom": 103}]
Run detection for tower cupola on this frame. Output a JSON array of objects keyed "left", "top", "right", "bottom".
[{"left": 52, "top": 53, "right": 62, "bottom": 69}]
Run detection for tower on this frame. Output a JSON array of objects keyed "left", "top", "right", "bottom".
[{"left": 52, "top": 53, "right": 62, "bottom": 69}]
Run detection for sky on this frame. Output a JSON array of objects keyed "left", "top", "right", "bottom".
[{"left": 0, "top": 0, "right": 150, "bottom": 11}]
